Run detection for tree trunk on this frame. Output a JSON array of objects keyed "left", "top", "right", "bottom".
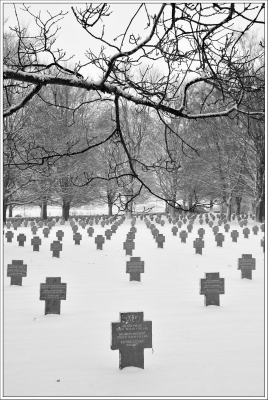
[
  {"left": 3, "top": 200, "right": 8, "bottom": 224},
  {"left": 8, "top": 204, "right": 13, "bottom": 217},
  {"left": 108, "top": 200, "right": 113, "bottom": 216},
  {"left": 255, "top": 158, "right": 265, "bottom": 222},
  {"left": 125, "top": 192, "right": 133, "bottom": 218},
  {"left": 165, "top": 201, "right": 169, "bottom": 214},
  {"left": 40, "top": 201, "right": 48, "bottom": 220},
  {"left": 235, "top": 196, "right": 242, "bottom": 216},
  {"left": 62, "top": 200, "right": 71, "bottom": 221},
  {"left": 188, "top": 193, "right": 193, "bottom": 211},
  {"left": 226, "top": 197, "right": 232, "bottom": 221}
]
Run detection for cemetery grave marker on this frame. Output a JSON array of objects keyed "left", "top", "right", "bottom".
[
  {"left": 60, "top": 220, "right": 65, "bottom": 225},
  {"left": 95, "top": 235, "right": 105, "bottom": 250},
  {"left": 152, "top": 228, "right": 159, "bottom": 239},
  {"left": 215, "top": 233, "right": 225, "bottom": 247},
  {"left": 111, "top": 312, "right": 152, "bottom": 369},
  {"left": 261, "top": 237, "right": 265, "bottom": 252},
  {"left": 200, "top": 272, "right": 224, "bottom": 306},
  {"left": 38, "top": 221, "right": 43, "bottom": 228},
  {"left": 123, "top": 240, "right": 135, "bottom": 256},
  {"left": 238, "top": 254, "right": 256, "bottom": 280},
  {"left": 101, "top": 221, "right": 105, "bottom": 227},
  {"left": 23, "top": 220, "right": 28, "bottom": 227},
  {"left": 198, "top": 228, "right": 205, "bottom": 239},
  {"left": 6, "top": 222, "right": 11, "bottom": 229},
  {"left": 260, "top": 223, "right": 265, "bottom": 233},
  {"left": 171, "top": 226, "right": 178, "bottom": 236},
  {"left": 160, "top": 220, "right": 165, "bottom": 226},
  {"left": 212, "top": 226, "right": 219, "bottom": 235},
  {"left": 126, "top": 257, "right": 144, "bottom": 281},
  {"left": 7, "top": 260, "right": 27, "bottom": 286},
  {"left": 13, "top": 222, "right": 18, "bottom": 230},
  {"left": 31, "top": 236, "right": 42, "bottom": 251},
  {"left": 17, "top": 233, "right": 26, "bottom": 247},
  {"left": 177, "top": 221, "right": 182, "bottom": 228},
  {"left": 105, "top": 229, "right": 112, "bottom": 240},
  {"left": 130, "top": 227, "right": 137, "bottom": 233},
  {"left": 187, "top": 224, "right": 193, "bottom": 233},
  {"left": 56, "top": 230, "right": 64, "bottom": 241},
  {"left": 252, "top": 226, "right": 259, "bottom": 235},
  {"left": 223, "top": 218, "right": 227, "bottom": 224},
  {"left": 72, "top": 225, "right": 79, "bottom": 233},
  {"left": 224, "top": 223, "right": 230, "bottom": 232},
  {"left": 31, "top": 225, "right": 38, "bottom": 235},
  {"left": 87, "top": 227, "right": 94, "bottom": 237},
  {"left": 156, "top": 234, "right": 165, "bottom": 248},
  {"left": 127, "top": 232, "right": 135, "bottom": 240},
  {"left": 73, "top": 232, "right": 82, "bottom": 245},
  {"left": 50, "top": 241, "right": 63, "bottom": 258},
  {"left": 180, "top": 230, "right": 188, "bottom": 243},
  {"left": 48, "top": 222, "right": 53, "bottom": 230},
  {"left": 43, "top": 227, "right": 50, "bottom": 238},
  {"left": 193, "top": 238, "right": 204, "bottom": 255},
  {"left": 40, "top": 277, "right": 67, "bottom": 315},
  {"left": 111, "top": 225, "right": 117, "bottom": 233},
  {"left": 231, "top": 230, "right": 239, "bottom": 242},
  {"left": 183, "top": 218, "right": 187, "bottom": 224},
  {"left": 70, "top": 220, "right": 75, "bottom": 227},
  {"left": 243, "top": 227, "right": 250, "bottom": 239},
  {"left": 5, "top": 230, "right": 14, "bottom": 243},
  {"left": 30, "top": 221, "right": 36, "bottom": 227},
  {"left": 218, "top": 220, "right": 222, "bottom": 226},
  {"left": 199, "top": 219, "right": 203, "bottom": 225}
]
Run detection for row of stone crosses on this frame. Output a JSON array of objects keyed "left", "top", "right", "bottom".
[{"left": 5, "top": 212, "right": 264, "bottom": 370}]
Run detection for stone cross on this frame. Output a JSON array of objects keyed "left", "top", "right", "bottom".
[
  {"left": 212, "top": 226, "right": 219, "bottom": 235},
  {"left": 111, "top": 312, "right": 152, "bottom": 369},
  {"left": 242, "top": 227, "right": 250, "bottom": 238},
  {"left": 17, "top": 233, "right": 26, "bottom": 247},
  {"left": 31, "top": 225, "right": 38, "bottom": 235},
  {"left": 105, "top": 229, "right": 112, "bottom": 240},
  {"left": 127, "top": 232, "right": 135, "bottom": 240},
  {"left": 87, "top": 227, "right": 94, "bottom": 237},
  {"left": 215, "top": 233, "right": 225, "bottom": 247},
  {"left": 7, "top": 260, "right": 27, "bottom": 286},
  {"left": 200, "top": 272, "right": 224, "bottom": 306},
  {"left": 224, "top": 223, "right": 230, "bottom": 232},
  {"left": 198, "top": 228, "right": 205, "bottom": 239},
  {"left": 123, "top": 240, "right": 135, "bottom": 256},
  {"left": 231, "top": 230, "right": 239, "bottom": 242},
  {"left": 38, "top": 221, "right": 43, "bottom": 228},
  {"left": 23, "top": 220, "right": 28, "bottom": 227},
  {"left": 180, "top": 230, "right": 188, "bottom": 243},
  {"left": 13, "top": 222, "right": 18, "bottom": 230},
  {"left": 31, "top": 236, "right": 41, "bottom": 251},
  {"left": 260, "top": 223, "right": 265, "bottom": 233},
  {"left": 56, "top": 230, "right": 64, "bottom": 241},
  {"left": 252, "top": 226, "right": 259, "bottom": 235},
  {"left": 208, "top": 221, "right": 213, "bottom": 228},
  {"left": 73, "top": 232, "right": 82, "bottom": 245},
  {"left": 193, "top": 238, "right": 204, "bottom": 255},
  {"left": 238, "top": 254, "right": 256, "bottom": 280},
  {"left": 126, "top": 257, "right": 144, "bottom": 281},
  {"left": 177, "top": 221, "right": 182, "bottom": 228},
  {"left": 95, "top": 235, "right": 105, "bottom": 250},
  {"left": 50, "top": 241, "right": 63, "bottom": 258},
  {"left": 111, "top": 225, "right": 117, "bottom": 233},
  {"left": 187, "top": 224, "right": 193, "bottom": 233},
  {"left": 72, "top": 225, "right": 78, "bottom": 233},
  {"left": 6, "top": 222, "right": 11, "bottom": 229},
  {"left": 171, "top": 226, "right": 178, "bottom": 236},
  {"left": 156, "top": 234, "right": 165, "bottom": 248},
  {"left": 40, "top": 277, "right": 67, "bottom": 315},
  {"left": 43, "top": 227, "right": 50, "bottom": 238},
  {"left": 5, "top": 231, "right": 14, "bottom": 243}
]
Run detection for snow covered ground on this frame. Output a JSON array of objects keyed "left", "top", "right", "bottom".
[{"left": 2, "top": 215, "right": 266, "bottom": 398}]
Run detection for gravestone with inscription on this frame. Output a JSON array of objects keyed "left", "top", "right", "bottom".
[
  {"left": 50, "top": 241, "right": 62, "bottom": 258},
  {"left": 212, "top": 226, "right": 219, "bottom": 235},
  {"left": 111, "top": 312, "right": 152, "bottom": 369},
  {"left": 5, "top": 231, "right": 14, "bottom": 243},
  {"left": 40, "top": 277, "right": 67, "bottom": 315},
  {"left": 17, "top": 233, "right": 26, "bottom": 247},
  {"left": 186, "top": 224, "right": 193, "bottom": 233},
  {"left": 31, "top": 225, "right": 38, "bottom": 235},
  {"left": 7, "top": 260, "right": 27, "bottom": 286},
  {"left": 6, "top": 222, "right": 11, "bottom": 229},
  {"left": 200, "top": 272, "right": 224, "bottom": 306},
  {"left": 72, "top": 225, "right": 79, "bottom": 233},
  {"left": 31, "top": 236, "right": 42, "bottom": 251},
  {"left": 126, "top": 257, "right": 144, "bottom": 281},
  {"left": 95, "top": 235, "right": 105, "bottom": 250},
  {"left": 238, "top": 254, "right": 256, "bottom": 280}
]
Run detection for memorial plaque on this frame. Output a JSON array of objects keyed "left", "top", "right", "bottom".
[
  {"left": 180, "top": 230, "right": 188, "bottom": 243},
  {"left": 40, "top": 277, "right": 67, "bottom": 315},
  {"left": 238, "top": 254, "right": 256, "bottom": 280},
  {"left": 56, "top": 230, "right": 64, "bottom": 241},
  {"left": 200, "top": 272, "right": 224, "bottom": 306},
  {"left": 43, "top": 227, "right": 50, "bottom": 238},
  {"left": 171, "top": 226, "right": 178, "bottom": 236},
  {"left": 5, "top": 230, "right": 14, "bottom": 243},
  {"left": 231, "top": 230, "right": 239, "bottom": 242},
  {"left": 126, "top": 257, "right": 144, "bottom": 281},
  {"left": 7, "top": 260, "right": 27, "bottom": 286},
  {"left": 95, "top": 235, "right": 105, "bottom": 250},
  {"left": 50, "top": 241, "right": 62, "bottom": 258},
  {"left": 215, "top": 233, "right": 225, "bottom": 247},
  {"left": 17, "top": 233, "right": 26, "bottom": 247},
  {"left": 73, "top": 232, "right": 82, "bottom": 244},
  {"left": 156, "top": 234, "right": 165, "bottom": 248},
  {"left": 193, "top": 238, "right": 204, "bottom": 255},
  {"left": 123, "top": 240, "right": 135, "bottom": 256},
  {"left": 31, "top": 236, "right": 42, "bottom": 251},
  {"left": 111, "top": 312, "right": 152, "bottom": 369}
]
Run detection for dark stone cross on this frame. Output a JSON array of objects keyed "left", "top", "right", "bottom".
[
  {"left": 171, "top": 226, "right": 178, "bottom": 236},
  {"left": 126, "top": 257, "right": 144, "bottom": 281},
  {"left": 7, "top": 260, "right": 27, "bottom": 286},
  {"left": 87, "top": 227, "right": 94, "bottom": 237},
  {"left": 215, "top": 233, "right": 225, "bottom": 247},
  {"left": 31, "top": 225, "right": 38, "bottom": 235},
  {"left": 199, "top": 219, "right": 203, "bottom": 225},
  {"left": 180, "top": 230, "right": 188, "bottom": 243},
  {"left": 43, "top": 227, "right": 50, "bottom": 238},
  {"left": 95, "top": 235, "right": 105, "bottom": 250},
  {"left": 127, "top": 232, "right": 135, "bottom": 240},
  {"left": 111, "top": 312, "right": 152, "bottom": 370},
  {"left": 60, "top": 220, "right": 65, "bottom": 225},
  {"left": 130, "top": 226, "right": 137, "bottom": 233},
  {"left": 123, "top": 239, "right": 135, "bottom": 256},
  {"left": 23, "top": 220, "right": 28, "bottom": 227},
  {"left": 252, "top": 226, "right": 259, "bottom": 235},
  {"left": 193, "top": 238, "right": 204, "bottom": 255},
  {"left": 6, "top": 222, "right": 11, "bottom": 229},
  {"left": 101, "top": 221, "right": 105, "bottom": 227},
  {"left": 73, "top": 232, "right": 82, "bottom": 245},
  {"left": 212, "top": 226, "right": 219, "bottom": 235},
  {"left": 160, "top": 220, "right": 165, "bottom": 226},
  {"left": 13, "top": 222, "right": 18, "bottom": 230},
  {"left": 38, "top": 221, "right": 43, "bottom": 228},
  {"left": 224, "top": 223, "right": 230, "bottom": 232},
  {"left": 40, "top": 277, "right": 67, "bottom": 315},
  {"left": 72, "top": 225, "right": 79, "bottom": 233},
  {"left": 177, "top": 221, "right": 182, "bottom": 228},
  {"left": 105, "top": 229, "right": 112, "bottom": 240},
  {"left": 152, "top": 228, "right": 159, "bottom": 239},
  {"left": 243, "top": 227, "right": 250, "bottom": 239},
  {"left": 231, "top": 230, "right": 239, "bottom": 242},
  {"left": 187, "top": 224, "right": 193, "bottom": 233},
  {"left": 31, "top": 236, "right": 42, "bottom": 251},
  {"left": 198, "top": 228, "right": 205, "bottom": 239},
  {"left": 50, "top": 241, "right": 62, "bottom": 258},
  {"left": 156, "top": 234, "right": 165, "bottom": 248},
  {"left": 56, "top": 230, "right": 64, "bottom": 241},
  {"left": 200, "top": 272, "right": 225, "bottom": 306},
  {"left": 238, "top": 254, "right": 256, "bottom": 280},
  {"left": 111, "top": 225, "right": 117, "bottom": 233},
  {"left": 5, "top": 230, "right": 14, "bottom": 243},
  {"left": 17, "top": 233, "right": 26, "bottom": 247}
]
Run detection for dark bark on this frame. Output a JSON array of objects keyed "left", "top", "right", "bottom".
[
  {"left": 188, "top": 193, "right": 193, "bottom": 211},
  {"left": 108, "top": 201, "right": 113, "bottom": 216},
  {"left": 255, "top": 158, "right": 265, "bottom": 222},
  {"left": 3, "top": 200, "right": 8, "bottom": 224},
  {"left": 40, "top": 201, "right": 48, "bottom": 220},
  {"left": 226, "top": 197, "right": 232, "bottom": 221},
  {"left": 8, "top": 204, "right": 13, "bottom": 217},
  {"left": 235, "top": 196, "right": 242, "bottom": 216},
  {"left": 62, "top": 200, "right": 71, "bottom": 221}
]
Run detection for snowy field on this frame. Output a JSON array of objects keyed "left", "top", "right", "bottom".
[{"left": 3, "top": 214, "right": 266, "bottom": 398}]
